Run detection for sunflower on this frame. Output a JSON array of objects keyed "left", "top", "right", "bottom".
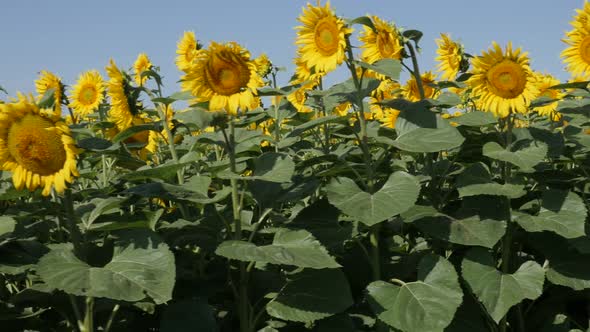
[
  {"left": 35, "top": 70, "right": 63, "bottom": 115},
  {"left": 176, "top": 31, "right": 200, "bottom": 72},
  {"left": 295, "top": 1, "right": 352, "bottom": 75},
  {"left": 467, "top": 42, "right": 538, "bottom": 118},
  {"left": 562, "top": 3, "right": 590, "bottom": 77},
  {"left": 0, "top": 94, "right": 79, "bottom": 196},
  {"left": 287, "top": 82, "right": 317, "bottom": 113},
  {"left": 134, "top": 53, "right": 152, "bottom": 86},
  {"left": 106, "top": 59, "right": 135, "bottom": 130},
  {"left": 254, "top": 53, "right": 272, "bottom": 78},
  {"left": 369, "top": 78, "right": 402, "bottom": 121},
  {"left": 379, "top": 109, "right": 401, "bottom": 129},
  {"left": 403, "top": 71, "right": 438, "bottom": 102},
  {"left": 182, "top": 41, "right": 264, "bottom": 115},
  {"left": 435, "top": 33, "right": 465, "bottom": 81},
  {"left": 69, "top": 70, "right": 104, "bottom": 119},
  {"left": 359, "top": 16, "right": 403, "bottom": 64},
  {"left": 532, "top": 72, "right": 564, "bottom": 120}
]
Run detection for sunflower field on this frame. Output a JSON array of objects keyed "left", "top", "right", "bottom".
[{"left": 2, "top": 1, "right": 590, "bottom": 332}]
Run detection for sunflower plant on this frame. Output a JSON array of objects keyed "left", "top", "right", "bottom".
[{"left": 2, "top": 2, "right": 590, "bottom": 332}]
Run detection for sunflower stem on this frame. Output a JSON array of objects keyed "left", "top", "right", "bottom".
[
  {"left": 499, "top": 114, "right": 514, "bottom": 332},
  {"left": 64, "top": 189, "right": 84, "bottom": 261},
  {"left": 104, "top": 304, "right": 120, "bottom": 332},
  {"left": 81, "top": 296, "right": 94, "bottom": 332},
  {"left": 271, "top": 71, "right": 281, "bottom": 153},
  {"left": 345, "top": 35, "right": 381, "bottom": 281},
  {"left": 223, "top": 117, "right": 250, "bottom": 332},
  {"left": 405, "top": 42, "right": 426, "bottom": 100}
]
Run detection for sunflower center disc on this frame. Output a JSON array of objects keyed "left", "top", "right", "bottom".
[
  {"left": 314, "top": 19, "right": 339, "bottom": 55},
  {"left": 7, "top": 114, "right": 67, "bottom": 175},
  {"left": 487, "top": 60, "right": 526, "bottom": 99},
  {"left": 81, "top": 85, "right": 97, "bottom": 105},
  {"left": 580, "top": 36, "right": 590, "bottom": 64}
]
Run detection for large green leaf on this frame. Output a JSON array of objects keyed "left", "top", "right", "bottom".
[
  {"left": 215, "top": 229, "right": 340, "bottom": 269},
  {"left": 326, "top": 172, "right": 420, "bottom": 226},
  {"left": 458, "top": 183, "right": 526, "bottom": 199},
  {"left": 482, "top": 141, "right": 548, "bottom": 172},
  {"left": 367, "top": 255, "right": 463, "bottom": 332},
  {"left": 266, "top": 269, "right": 353, "bottom": 323},
  {"left": 0, "top": 216, "right": 16, "bottom": 237},
  {"left": 354, "top": 58, "right": 402, "bottom": 80},
  {"left": 515, "top": 190, "right": 587, "bottom": 239},
  {"left": 391, "top": 125, "right": 465, "bottom": 152},
  {"left": 451, "top": 112, "right": 497, "bottom": 126},
  {"left": 546, "top": 256, "right": 590, "bottom": 290},
  {"left": 36, "top": 231, "right": 175, "bottom": 304},
  {"left": 461, "top": 248, "right": 545, "bottom": 322},
  {"left": 402, "top": 207, "right": 506, "bottom": 248}
]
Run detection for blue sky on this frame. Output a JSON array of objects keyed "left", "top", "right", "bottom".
[{"left": 0, "top": 0, "right": 582, "bottom": 98}]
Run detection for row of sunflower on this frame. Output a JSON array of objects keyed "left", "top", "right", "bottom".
[{"left": 1, "top": 1, "right": 590, "bottom": 332}]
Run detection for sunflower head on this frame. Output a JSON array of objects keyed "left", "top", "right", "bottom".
[
  {"left": 106, "top": 59, "right": 136, "bottom": 130},
  {"left": 562, "top": 2, "right": 590, "bottom": 77},
  {"left": 0, "top": 94, "right": 79, "bottom": 196},
  {"left": 254, "top": 53, "right": 273, "bottom": 78},
  {"left": 403, "top": 71, "right": 438, "bottom": 102},
  {"left": 295, "top": 1, "right": 353, "bottom": 75},
  {"left": 467, "top": 42, "right": 538, "bottom": 118},
  {"left": 182, "top": 41, "right": 264, "bottom": 115},
  {"left": 35, "top": 70, "right": 63, "bottom": 115},
  {"left": 359, "top": 16, "right": 403, "bottom": 64},
  {"left": 134, "top": 53, "right": 153, "bottom": 86},
  {"left": 532, "top": 72, "right": 564, "bottom": 120},
  {"left": 69, "top": 70, "right": 105, "bottom": 119},
  {"left": 435, "top": 33, "right": 466, "bottom": 81},
  {"left": 176, "top": 31, "right": 201, "bottom": 72}
]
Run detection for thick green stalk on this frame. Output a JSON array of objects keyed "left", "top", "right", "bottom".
[
  {"left": 344, "top": 35, "right": 381, "bottom": 280},
  {"left": 405, "top": 42, "right": 426, "bottom": 100},
  {"left": 81, "top": 297, "right": 94, "bottom": 332},
  {"left": 499, "top": 115, "right": 514, "bottom": 332},
  {"left": 157, "top": 105, "right": 182, "bottom": 184},
  {"left": 64, "top": 189, "right": 84, "bottom": 260},
  {"left": 225, "top": 118, "right": 250, "bottom": 332}
]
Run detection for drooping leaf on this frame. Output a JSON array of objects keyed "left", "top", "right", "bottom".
[
  {"left": 516, "top": 190, "right": 587, "bottom": 239},
  {"left": 37, "top": 231, "right": 175, "bottom": 304},
  {"left": 354, "top": 58, "right": 401, "bottom": 80},
  {"left": 451, "top": 111, "right": 497, "bottom": 126},
  {"left": 461, "top": 248, "right": 545, "bottom": 322},
  {"left": 458, "top": 183, "right": 526, "bottom": 199},
  {"left": 367, "top": 255, "right": 463, "bottom": 332},
  {"left": 215, "top": 229, "right": 340, "bottom": 269},
  {"left": 403, "top": 207, "right": 506, "bottom": 248},
  {"left": 391, "top": 125, "right": 465, "bottom": 152},
  {"left": 326, "top": 172, "right": 420, "bottom": 226},
  {"left": 482, "top": 141, "right": 548, "bottom": 172},
  {"left": 266, "top": 269, "right": 353, "bottom": 323}
]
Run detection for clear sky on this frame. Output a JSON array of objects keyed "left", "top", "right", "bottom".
[{"left": 0, "top": 0, "right": 583, "bottom": 97}]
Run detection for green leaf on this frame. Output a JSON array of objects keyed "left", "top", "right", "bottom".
[
  {"left": 515, "top": 190, "right": 587, "bottom": 239},
  {"left": 215, "top": 229, "right": 340, "bottom": 269},
  {"left": 112, "top": 123, "right": 158, "bottom": 143},
  {"left": 124, "top": 182, "right": 231, "bottom": 204},
  {"left": 355, "top": 58, "right": 402, "bottom": 80},
  {"left": 250, "top": 153, "right": 295, "bottom": 183},
  {"left": 482, "top": 141, "right": 548, "bottom": 172},
  {"left": 367, "top": 255, "right": 463, "bottom": 332},
  {"left": 82, "top": 197, "right": 126, "bottom": 229},
  {"left": 0, "top": 85, "right": 7, "bottom": 94},
  {"left": 348, "top": 16, "right": 376, "bottom": 31},
  {"left": 326, "top": 172, "right": 420, "bottom": 226},
  {"left": 458, "top": 183, "right": 526, "bottom": 199},
  {"left": 77, "top": 137, "right": 116, "bottom": 151},
  {"left": 451, "top": 111, "right": 497, "bottom": 126},
  {"left": 403, "top": 29, "right": 423, "bottom": 44},
  {"left": 120, "top": 162, "right": 187, "bottom": 181},
  {"left": 405, "top": 209, "right": 506, "bottom": 248},
  {"left": 461, "top": 248, "right": 545, "bottom": 322},
  {"left": 0, "top": 216, "right": 16, "bottom": 237},
  {"left": 391, "top": 125, "right": 465, "bottom": 152},
  {"left": 266, "top": 269, "right": 353, "bottom": 323},
  {"left": 546, "top": 257, "right": 590, "bottom": 290},
  {"left": 37, "top": 88, "right": 56, "bottom": 109},
  {"left": 37, "top": 231, "right": 175, "bottom": 304},
  {"left": 285, "top": 115, "right": 345, "bottom": 138}
]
